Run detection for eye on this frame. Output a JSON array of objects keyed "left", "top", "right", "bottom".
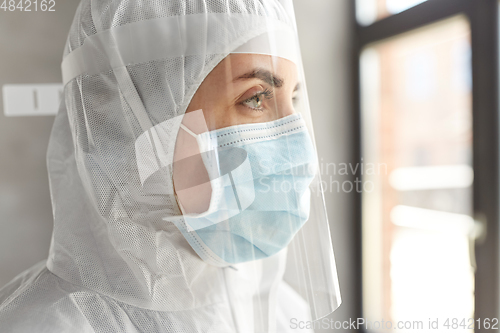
[
  {"left": 242, "top": 89, "right": 273, "bottom": 111},
  {"left": 243, "top": 94, "right": 264, "bottom": 109}
]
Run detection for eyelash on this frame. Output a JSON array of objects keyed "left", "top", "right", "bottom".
[{"left": 241, "top": 88, "right": 274, "bottom": 111}]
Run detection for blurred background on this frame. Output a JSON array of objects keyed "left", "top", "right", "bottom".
[{"left": 1, "top": 0, "right": 499, "bottom": 332}]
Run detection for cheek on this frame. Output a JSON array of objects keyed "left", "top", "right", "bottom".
[
  {"left": 194, "top": 102, "right": 236, "bottom": 130},
  {"left": 189, "top": 94, "right": 232, "bottom": 130},
  {"left": 213, "top": 105, "right": 240, "bottom": 129},
  {"left": 212, "top": 105, "right": 271, "bottom": 129}
]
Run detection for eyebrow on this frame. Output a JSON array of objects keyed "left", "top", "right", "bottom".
[{"left": 235, "top": 69, "right": 285, "bottom": 88}]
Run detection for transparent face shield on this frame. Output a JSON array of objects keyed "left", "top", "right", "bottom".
[
  {"left": 166, "top": 13, "right": 341, "bottom": 323},
  {"left": 60, "top": 0, "right": 340, "bottom": 327}
]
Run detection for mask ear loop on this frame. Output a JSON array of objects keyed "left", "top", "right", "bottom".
[{"left": 179, "top": 123, "right": 198, "bottom": 138}]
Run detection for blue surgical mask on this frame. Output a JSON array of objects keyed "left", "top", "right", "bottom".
[{"left": 166, "top": 113, "right": 318, "bottom": 266}]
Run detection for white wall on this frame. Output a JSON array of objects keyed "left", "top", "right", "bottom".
[{"left": 0, "top": 2, "right": 80, "bottom": 288}]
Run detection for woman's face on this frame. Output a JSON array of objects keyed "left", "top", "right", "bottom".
[{"left": 173, "top": 54, "right": 300, "bottom": 214}]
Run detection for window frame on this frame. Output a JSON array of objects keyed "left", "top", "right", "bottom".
[{"left": 351, "top": 0, "right": 500, "bottom": 330}]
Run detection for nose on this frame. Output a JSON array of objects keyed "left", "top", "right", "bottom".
[{"left": 276, "top": 101, "right": 296, "bottom": 119}]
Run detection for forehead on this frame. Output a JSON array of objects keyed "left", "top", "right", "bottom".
[{"left": 216, "top": 54, "right": 298, "bottom": 83}]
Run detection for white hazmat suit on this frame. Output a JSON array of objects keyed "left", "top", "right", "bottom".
[{"left": 0, "top": 0, "right": 341, "bottom": 332}]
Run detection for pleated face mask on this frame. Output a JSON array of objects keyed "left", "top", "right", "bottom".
[{"left": 171, "top": 112, "right": 317, "bottom": 265}]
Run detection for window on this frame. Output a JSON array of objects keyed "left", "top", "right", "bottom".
[
  {"left": 356, "top": 0, "right": 428, "bottom": 26},
  {"left": 361, "top": 16, "right": 474, "bottom": 330},
  {"left": 354, "top": 0, "right": 499, "bottom": 331}
]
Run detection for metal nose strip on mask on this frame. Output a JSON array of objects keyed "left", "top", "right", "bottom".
[{"left": 212, "top": 113, "right": 306, "bottom": 148}]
